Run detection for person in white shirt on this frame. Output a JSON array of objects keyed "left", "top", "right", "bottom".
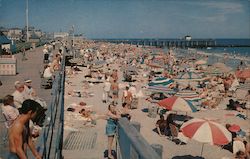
[
  {"left": 12, "top": 81, "right": 26, "bottom": 109},
  {"left": 24, "top": 79, "right": 36, "bottom": 99},
  {"left": 43, "top": 64, "right": 53, "bottom": 79},
  {"left": 43, "top": 48, "right": 48, "bottom": 54},
  {"left": 129, "top": 84, "right": 137, "bottom": 98},
  {"left": 1, "top": 95, "right": 19, "bottom": 127}
]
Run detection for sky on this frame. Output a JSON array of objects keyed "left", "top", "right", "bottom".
[{"left": 0, "top": 0, "right": 249, "bottom": 39}]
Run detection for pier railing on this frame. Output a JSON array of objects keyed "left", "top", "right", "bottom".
[
  {"left": 117, "top": 118, "right": 162, "bottom": 159},
  {"left": 36, "top": 56, "right": 65, "bottom": 159}
]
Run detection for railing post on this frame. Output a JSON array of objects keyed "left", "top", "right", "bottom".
[
  {"left": 151, "top": 144, "right": 163, "bottom": 159},
  {"left": 131, "top": 121, "right": 140, "bottom": 132}
]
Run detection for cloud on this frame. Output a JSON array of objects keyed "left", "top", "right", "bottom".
[
  {"left": 171, "top": 1, "right": 244, "bottom": 23},
  {"left": 172, "top": 12, "right": 226, "bottom": 23},
  {"left": 197, "top": 1, "right": 244, "bottom": 14}
]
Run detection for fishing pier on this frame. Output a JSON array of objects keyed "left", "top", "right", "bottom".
[{"left": 95, "top": 39, "right": 217, "bottom": 48}]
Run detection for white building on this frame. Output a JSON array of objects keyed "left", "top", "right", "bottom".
[
  {"left": 7, "top": 28, "right": 22, "bottom": 41},
  {"left": 34, "top": 29, "right": 43, "bottom": 38},
  {"left": 54, "top": 32, "right": 69, "bottom": 39},
  {"left": 185, "top": 35, "right": 192, "bottom": 41}
]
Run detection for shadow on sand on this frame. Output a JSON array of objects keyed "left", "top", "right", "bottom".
[{"left": 172, "top": 155, "right": 205, "bottom": 159}]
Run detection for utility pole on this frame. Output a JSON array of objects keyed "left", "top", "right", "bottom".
[
  {"left": 26, "top": 0, "right": 29, "bottom": 42},
  {"left": 72, "top": 25, "right": 75, "bottom": 58}
]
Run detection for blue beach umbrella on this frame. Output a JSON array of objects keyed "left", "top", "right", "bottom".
[
  {"left": 175, "top": 90, "right": 202, "bottom": 102},
  {"left": 148, "top": 77, "right": 174, "bottom": 86},
  {"left": 147, "top": 85, "right": 176, "bottom": 94}
]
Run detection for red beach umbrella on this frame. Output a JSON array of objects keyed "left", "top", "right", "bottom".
[
  {"left": 228, "top": 124, "right": 241, "bottom": 132},
  {"left": 180, "top": 118, "right": 232, "bottom": 145},
  {"left": 180, "top": 118, "right": 232, "bottom": 156},
  {"left": 235, "top": 69, "right": 250, "bottom": 79},
  {"left": 157, "top": 96, "right": 197, "bottom": 112}
]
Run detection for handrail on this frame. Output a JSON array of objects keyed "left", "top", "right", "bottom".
[
  {"left": 117, "top": 118, "right": 162, "bottom": 159},
  {"left": 36, "top": 55, "right": 65, "bottom": 159}
]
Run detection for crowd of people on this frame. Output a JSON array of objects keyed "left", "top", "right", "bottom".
[
  {"left": 0, "top": 41, "right": 64, "bottom": 159},
  {"left": 60, "top": 38, "right": 250, "bottom": 159}
]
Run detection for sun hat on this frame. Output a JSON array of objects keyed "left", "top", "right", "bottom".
[{"left": 24, "top": 79, "right": 32, "bottom": 83}]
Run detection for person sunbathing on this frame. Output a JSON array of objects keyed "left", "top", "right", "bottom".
[
  {"left": 202, "top": 97, "right": 220, "bottom": 109},
  {"left": 199, "top": 88, "right": 208, "bottom": 99},
  {"left": 155, "top": 115, "right": 167, "bottom": 137}
]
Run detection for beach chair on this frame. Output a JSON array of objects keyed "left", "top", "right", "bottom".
[{"left": 40, "top": 77, "right": 52, "bottom": 89}]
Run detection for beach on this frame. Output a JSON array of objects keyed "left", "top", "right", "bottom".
[{"left": 61, "top": 38, "right": 250, "bottom": 159}]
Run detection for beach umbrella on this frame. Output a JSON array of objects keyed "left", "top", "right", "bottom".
[
  {"left": 157, "top": 96, "right": 197, "bottom": 112},
  {"left": 195, "top": 59, "right": 207, "bottom": 65},
  {"left": 175, "top": 90, "right": 201, "bottom": 102},
  {"left": 235, "top": 69, "right": 250, "bottom": 79},
  {"left": 147, "top": 86, "right": 176, "bottom": 95},
  {"left": 175, "top": 72, "right": 203, "bottom": 80},
  {"left": 148, "top": 77, "right": 174, "bottom": 87},
  {"left": 180, "top": 118, "right": 232, "bottom": 156}
]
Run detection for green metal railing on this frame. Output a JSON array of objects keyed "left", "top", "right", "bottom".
[{"left": 36, "top": 56, "right": 65, "bottom": 159}]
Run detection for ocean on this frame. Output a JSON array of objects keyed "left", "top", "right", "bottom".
[
  {"left": 196, "top": 39, "right": 250, "bottom": 69},
  {"left": 159, "top": 39, "right": 250, "bottom": 70}
]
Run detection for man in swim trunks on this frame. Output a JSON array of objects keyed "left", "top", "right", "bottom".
[{"left": 8, "top": 99, "right": 42, "bottom": 159}]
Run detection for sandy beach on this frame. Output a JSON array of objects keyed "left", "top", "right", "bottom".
[{"left": 62, "top": 39, "right": 250, "bottom": 159}]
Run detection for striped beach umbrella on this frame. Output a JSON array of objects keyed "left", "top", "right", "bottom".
[
  {"left": 147, "top": 86, "right": 175, "bottom": 94},
  {"left": 175, "top": 90, "right": 201, "bottom": 102},
  {"left": 180, "top": 118, "right": 232, "bottom": 156},
  {"left": 175, "top": 72, "right": 203, "bottom": 80},
  {"left": 147, "top": 85, "right": 176, "bottom": 94},
  {"left": 157, "top": 96, "right": 197, "bottom": 112},
  {"left": 148, "top": 77, "right": 174, "bottom": 86}
]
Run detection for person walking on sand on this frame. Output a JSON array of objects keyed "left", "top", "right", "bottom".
[
  {"left": 105, "top": 104, "right": 120, "bottom": 159},
  {"left": 22, "top": 48, "right": 27, "bottom": 61},
  {"left": 103, "top": 76, "right": 111, "bottom": 103},
  {"left": 122, "top": 86, "right": 133, "bottom": 109},
  {"left": 8, "top": 99, "right": 42, "bottom": 159},
  {"left": 111, "top": 79, "right": 119, "bottom": 105}
]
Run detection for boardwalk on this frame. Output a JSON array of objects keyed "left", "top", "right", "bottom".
[{"left": 0, "top": 46, "right": 58, "bottom": 158}]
